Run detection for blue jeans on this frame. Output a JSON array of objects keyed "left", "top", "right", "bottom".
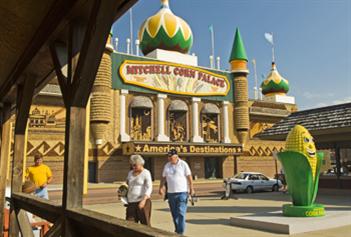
[
  {"left": 34, "top": 187, "right": 49, "bottom": 200},
  {"left": 167, "top": 192, "right": 188, "bottom": 235}
]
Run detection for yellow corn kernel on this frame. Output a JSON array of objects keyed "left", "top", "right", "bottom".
[{"left": 285, "top": 125, "right": 317, "bottom": 180}]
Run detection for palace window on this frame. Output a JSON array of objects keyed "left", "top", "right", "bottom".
[
  {"left": 201, "top": 103, "right": 220, "bottom": 143},
  {"left": 129, "top": 96, "right": 153, "bottom": 141},
  {"left": 168, "top": 100, "right": 188, "bottom": 142}
]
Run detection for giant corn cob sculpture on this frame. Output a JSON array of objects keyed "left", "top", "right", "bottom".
[{"left": 277, "top": 125, "right": 325, "bottom": 217}]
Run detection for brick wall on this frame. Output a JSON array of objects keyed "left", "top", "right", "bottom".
[
  {"left": 237, "top": 156, "right": 282, "bottom": 178},
  {"left": 222, "top": 156, "right": 234, "bottom": 178}
]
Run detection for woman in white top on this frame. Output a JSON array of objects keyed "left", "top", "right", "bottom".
[{"left": 125, "top": 155, "right": 153, "bottom": 226}]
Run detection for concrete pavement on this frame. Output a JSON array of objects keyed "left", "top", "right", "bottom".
[{"left": 85, "top": 191, "right": 351, "bottom": 237}]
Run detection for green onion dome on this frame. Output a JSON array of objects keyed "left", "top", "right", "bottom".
[
  {"left": 138, "top": 0, "right": 193, "bottom": 55},
  {"left": 261, "top": 62, "right": 289, "bottom": 96}
]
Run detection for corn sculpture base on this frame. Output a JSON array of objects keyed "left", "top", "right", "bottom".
[{"left": 277, "top": 125, "right": 325, "bottom": 217}]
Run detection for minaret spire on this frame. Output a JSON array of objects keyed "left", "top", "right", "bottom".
[
  {"left": 161, "top": 0, "right": 169, "bottom": 8},
  {"left": 229, "top": 28, "right": 249, "bottom": 145},
  {"left": 229, "top": 28, "right": 248, "bottom": 62}
]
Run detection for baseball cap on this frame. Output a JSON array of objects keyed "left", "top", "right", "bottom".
[{"left": 168, "top": 148, "right": 178, "bottom": 156}]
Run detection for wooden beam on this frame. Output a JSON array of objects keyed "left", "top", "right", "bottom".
[
  {"left": 66, "top": 107, "right": 86, "bottom": 208},
  {"left": 0, "top": 103, "right": 12, "bottom": 234},
  {"left": 83, "top": 99, "right": 91, "bottom": 195},
  {"left": 61, "top": 0, "right": 124, "bottom": 211},
  {"left": 10, "top": 78, "right": 36, "bottom": 237},
  {"left": 49, "top": 42, "right": 70, "bottom": 106},
  {"left": 66, "top": 208, "right": 178, "bottom": 237},
  {"left": 11, "top": 192, "right": 61, "bottom": 223},
  {"left": 11, "top": 78, "right": 35, "bottom": 191},
  {"left": 15, "top": 209, "right": 34, "bottom": 237},
  {"left": 14, "top": 78, "right": 36, "bottom": 135},
  {"left": 0, "top": 0, "right": 79, "bottom": 99},
  {"left": 44, "top": 218, "right": 63, "bottom": 237},
  {"left": 71, "top": 0, "right": 123, "bottom": 107}
]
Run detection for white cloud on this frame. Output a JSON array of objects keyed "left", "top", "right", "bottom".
[
  {"left": 298, "top": 96, "right": 351, "bottom": 110},
  {"left": 302, "top": 91, "right": 320, "bottom": 99},
  {"left": 332, "top": 96, "right": 351, "bottom": 105},
  {"left": 301, "top": 91, "right": 334, "bottom": 100}
]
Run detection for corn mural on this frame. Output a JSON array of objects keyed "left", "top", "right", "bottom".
[{"left": 277, "top": 125, "right": 325, "bottom": 217}]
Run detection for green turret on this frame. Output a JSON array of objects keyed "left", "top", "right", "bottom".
[
  {"left": 229, "top": 28, "right": 249, "bottom": 144},
  {"left": 229, "top": 28, "right": 248, "bottom": 62}
]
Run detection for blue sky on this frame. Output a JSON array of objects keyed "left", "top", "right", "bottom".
[{"left": 112, "top": 0, "right": 351, "bottom": 109}]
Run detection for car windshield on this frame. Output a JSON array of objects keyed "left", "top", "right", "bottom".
[{"left": 234, "top": 173, "right": 249, "bottom": 179}]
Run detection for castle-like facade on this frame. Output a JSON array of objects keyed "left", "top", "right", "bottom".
[{"left": 9, "top": 0, "right": 297, "bottom": 183}]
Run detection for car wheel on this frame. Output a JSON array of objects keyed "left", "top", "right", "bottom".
[
  {"left": 272, "top": 184, "right": 279, "bottom": 192},
  {"left": 246, "top": 186, "right": 254, "bottom": 194}
]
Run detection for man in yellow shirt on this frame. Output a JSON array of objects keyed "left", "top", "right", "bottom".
[{"left": 25, "top": 154, "right": 53, "bottom": 199}]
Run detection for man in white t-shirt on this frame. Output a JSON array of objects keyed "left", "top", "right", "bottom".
[{"left": 159, "top": 149, "right": 194, "bottom": 235}]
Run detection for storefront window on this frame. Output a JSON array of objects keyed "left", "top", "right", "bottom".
[
  {"left": 168, "top": 100, "right": 188, "bottom": 142},
  {"left": 340, "top": 148, "right": 351, "bottom": 176},
  {"left": 321, "top": 148, "right": 351, "bottom": 176},
  {"left": 201, "top": 103, "right": 220, "bottom": 143},
  {"left": 130, "top": 96, "right": 153, "bottom": 141}
]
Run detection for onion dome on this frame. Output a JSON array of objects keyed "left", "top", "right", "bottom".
[
  {"left": 138, "top": 0, "right": 193, "bottom": 55},
  {"left": 261, "top": 62, "right": 289, "bottom": 96}
]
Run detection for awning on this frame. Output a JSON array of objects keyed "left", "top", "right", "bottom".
[
  {"left": 169, "top": 100, "right": 188, "bottom": 111},
  {"left": 130, "top": 96, "right": 153, "bottom": 108},
  {"left": 202, "top": 103, "right": 220, "bottom": 114}
]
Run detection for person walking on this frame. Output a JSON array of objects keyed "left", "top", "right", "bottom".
[
  {"left": 125, "top": 155, "right": 153, "bottom": 226},
  {"left": 159, "top": 149, "right": 194, "bottom": 235},
  {"left": 279, "top": 168, "right": 287, "bottom": 193},
  {"left": 25, "top": 153, "right": 52, "bottom": 199}
]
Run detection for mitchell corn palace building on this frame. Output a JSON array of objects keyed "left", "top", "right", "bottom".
[{"left": 4, "top": 0, "right": 298, "bottom": 184}]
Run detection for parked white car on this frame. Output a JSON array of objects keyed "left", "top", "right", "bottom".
[{"left": 224, "top": 172, "right": 282, "bottom": 193}]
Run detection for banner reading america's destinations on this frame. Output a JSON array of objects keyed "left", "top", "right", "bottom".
[
  {"left": 119, "top": 60, "right": 230, "bottom": 96},
  {"left": 122, "top": 142, "right": 243, "bottom": 156}
]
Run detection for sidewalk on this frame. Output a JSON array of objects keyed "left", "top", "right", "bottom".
[
  {"left": 85, "top": 191, "right": 351, "bottom": 237},
  {"left": 47, "top": 178, "right": 224, "bottom": 191}
]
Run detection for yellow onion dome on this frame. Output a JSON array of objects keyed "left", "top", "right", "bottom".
[
  {"left": 261, "top": 62, "right": 289, "bottom": 96},
  {"left": 138, "top": 0, "right": 193, "bottom": 55}
]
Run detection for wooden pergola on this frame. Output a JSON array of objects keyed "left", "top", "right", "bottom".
[{"left": 0, "top": 1, "right": 177, "bottom": 236}]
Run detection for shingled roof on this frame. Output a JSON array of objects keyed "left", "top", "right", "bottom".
[{"left": 257, "top": 102, "right": 351, "bottom": 139}]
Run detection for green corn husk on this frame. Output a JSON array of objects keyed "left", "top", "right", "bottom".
[{"left": 277, "top": 151, "right": 324, "bottom": 206}]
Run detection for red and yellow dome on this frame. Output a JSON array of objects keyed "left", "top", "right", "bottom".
[{"left": 138, "top": 0, "right": 193, "bottom": 55}]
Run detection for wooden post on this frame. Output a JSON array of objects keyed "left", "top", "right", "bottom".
[
  {"left": 66, "top": 107, "right": 86, "bottom": 208},
  {"left": 6, "top": 122, "right": 12, "bottom": 180},
  {"left": 9, "top": 77, "right": 36, "bottom": 237},
  {"left": 0, "top": 103, "right": 12, "bottom": 235},
  {"left": 83, "top": 99, "right": 91, "bottom": 195},
  {"left": 22, "top": 121, "right": 29, "bottom": 183},
  {"left": 48, "top": 1, "right": 137, "bottom": 235}
]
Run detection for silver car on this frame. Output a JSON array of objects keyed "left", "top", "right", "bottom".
[{"left": 224, "top": 172, "right": 282, "bottom": 193}]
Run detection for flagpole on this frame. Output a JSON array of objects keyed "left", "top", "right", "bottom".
[
  {"left": 271, "top": 32, "right": 275, "bottom": 62},
  {"left": 210, "top": 25, "right": 215, "bottom": 68},
  {"left": 129, "top": 8, "right": 134, "bottom": 55},
  {"left": 211, "top": 27, "right": 215, "bottom": 61},
  {"left": 252, "top": 59, "right": 258, "bottom": 100}
]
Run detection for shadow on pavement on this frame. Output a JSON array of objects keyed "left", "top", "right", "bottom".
[
  {"left": 157, "top": 206, "right": 282, "bottom": 214},
  {"left": 186, "top": 218, "right": 230, "bottom": 226},
  {"left": 232, "top": 191, "right": 351, "bottom": 207}
]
